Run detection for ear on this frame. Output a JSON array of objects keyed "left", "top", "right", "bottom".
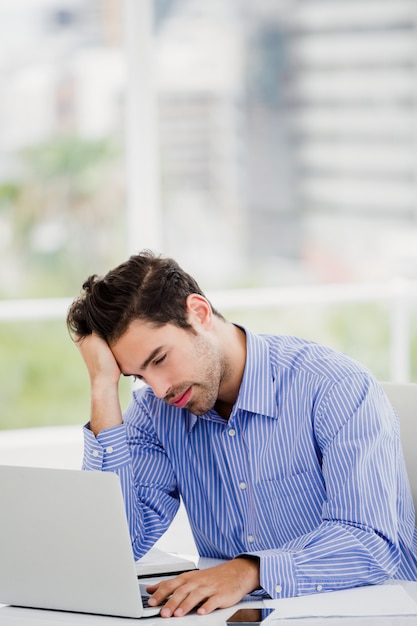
[{"left": 185, "top": 294, "right": 213, "bottom": 330}]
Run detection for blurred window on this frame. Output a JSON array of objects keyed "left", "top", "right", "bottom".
[
  {"left": 0, "top": 0, "right": 126, "bottom": 299},
  {"left": 1, "top": 0, "right": 417, "bottom": 431}
]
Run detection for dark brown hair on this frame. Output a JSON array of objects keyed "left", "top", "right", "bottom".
[{"left": 66, "top": 250, "right": 223, "bottom": 343}]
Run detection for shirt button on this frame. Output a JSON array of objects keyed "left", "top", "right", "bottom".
[
  {"left": 275, "top": 585, "right": 282, "bottom": 594},
  {"left": 247, "top": 535, "right": 254, "bottom": 543},
  {"left": 228, "top": 429, "right": 236, "bottom": 437},
  {"left": 239, "top": 482, "right": 247, "bottom": 490},
  {"left": 106, "top": 446, "right": 114, "bottom": 454},
  {"left": 316, "top": 584, "right": 323, "bottom": 592},
  {"left": 92, "top": 450, "right": 99, "bottom": 457}
]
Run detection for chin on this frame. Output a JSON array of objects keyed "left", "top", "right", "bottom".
[{"left": 188, "top": 403, "right": 211, "bottom": 416}]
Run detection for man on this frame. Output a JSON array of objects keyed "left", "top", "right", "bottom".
[{"left": 67, "top": 250, "right": 417, "bottom": 619}]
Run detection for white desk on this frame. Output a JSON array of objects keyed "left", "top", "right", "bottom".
[{"left": 1, "top": 582, "right": 417, "bottom": 626}]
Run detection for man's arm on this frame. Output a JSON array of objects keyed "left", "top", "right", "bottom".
[
  {"left": 246, "top": 375, "right": 405, "bottom": 600},
  {"left": 77, "top": 333, "right": 182, "bottom": 558},
  {"left": 75, "top": 333, "right": 123, "bottom": 435}
]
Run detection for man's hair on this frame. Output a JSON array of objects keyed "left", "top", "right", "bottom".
[{"left": 66, "top": 250, "right": 224, "bottom": 343}]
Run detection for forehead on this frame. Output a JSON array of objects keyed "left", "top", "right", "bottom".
[
  {"left": 110, "top": 319, "right": 185, "bottom": 367},
  {"left": 113, "top": 319, "right": 176, "bottom": 349}
]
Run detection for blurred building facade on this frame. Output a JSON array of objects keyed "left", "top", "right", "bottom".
[{"left": 0, "top": 0, "right": 417, "bottom": 295}]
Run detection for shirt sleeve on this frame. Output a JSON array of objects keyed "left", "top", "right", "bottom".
[
  {"left": 82, "top": 396, "right": 180, "bottom": 560},
  {"left": 243, "top": 374, "right": 403, "bottom": 598}
]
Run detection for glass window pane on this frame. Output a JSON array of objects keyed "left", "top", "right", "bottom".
[
  {"left": 154, "top": 0, "right": 417, "bottom": 288},
  {"left": 0, "top": 0, "right": 126, "bottom": 299},
  {"left": 2, "top": 1, "right": 417, "bottom": 432}
]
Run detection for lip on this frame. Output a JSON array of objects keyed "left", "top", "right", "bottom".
[{"left": 171, "top": 387, "right": 192, "bottom": 409}]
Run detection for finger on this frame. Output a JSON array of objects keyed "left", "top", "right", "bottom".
[
  {"left": 147, "top": 577, "right": 183, "bottom": 606},
  {"left": 155, "top": 583, "right": 194, "bottom": 617},
  {"left": 161, "top": 587, "right": 209, "bottom": 618},
  {"left": 196, "top": 594, "right": 225, "bottom": 615}
]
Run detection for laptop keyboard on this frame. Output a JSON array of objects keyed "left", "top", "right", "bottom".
[
  {"left": 139, "top": 581, "right": 168, "bottom": 610},
  {"left": 141, "top": 593, "right": 167, "bottom": 609},
  {"left": 141, "top": 594, "right": 152, "bottom": 608}
]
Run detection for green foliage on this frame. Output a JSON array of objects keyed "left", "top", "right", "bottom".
[
  {"left": 0, "top": 134, "right": 126, "bottom": 299},
  {"left": 0, "top": 133, "right": 130, "bottom": 428},
  {"left": 1, "top": 304, "right": 416, "bottom": 431},
  {"left": 22, "top": 136, "right": 117, "bottom": 181},
  {"left": 223, "top": 302, "right": 416, "bottom": 382},
  {"left": 0, "top": 320, "right": 131, "bottom": 431},
  {"left": 0, "top": 182, "right": 20, "bottom": 208}
]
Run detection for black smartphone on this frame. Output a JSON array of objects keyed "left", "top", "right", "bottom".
[{"left": 226, "top": 607, "right": 275, "bottom": 625}]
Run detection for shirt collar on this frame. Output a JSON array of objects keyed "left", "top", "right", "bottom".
[
  {"left": 186, "top": 326, "right": 277, "bottom": 432},
  {"left": 232, "top": 326, "right": 277, "bottom": 419}
]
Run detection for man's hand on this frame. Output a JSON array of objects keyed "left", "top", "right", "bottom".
[
  {"left": 75, "top": 333, "right": 121, "bottom": 386},
  {"left": 75, "top": 333, "right": 123, "bottom": 435},
  {"left": 146, "top": 558, "right": 261, "bottom": 618}
]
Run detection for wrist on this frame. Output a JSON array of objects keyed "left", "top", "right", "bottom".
[
  {"left": 233, "top": 555, "right": 261, "bottom": 592},
  {"left": 90, "top": 377, "right": 120, "bottom": 399},
  {"left": 89, "top": 384, "right": 123, "bottom": 436}
]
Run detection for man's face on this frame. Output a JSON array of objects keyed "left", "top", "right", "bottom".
[{"left": 110, "top": 318, "right": 225, "bottom": 416}]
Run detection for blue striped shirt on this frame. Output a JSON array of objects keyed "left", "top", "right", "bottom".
[{"left": 83, "top": 329, "right": 417, "bottom": 599}]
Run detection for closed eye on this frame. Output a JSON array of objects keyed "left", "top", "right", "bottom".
[
  {"left": 154, "top": 354, "right": 166, "bottom": 366},
  {"left": 125, "top": 353, "right": 166, "bottom": 381}
]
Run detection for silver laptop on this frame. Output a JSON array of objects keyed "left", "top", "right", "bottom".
[{"left": 0, "top": 465, "right": 165, "bottom": 618}]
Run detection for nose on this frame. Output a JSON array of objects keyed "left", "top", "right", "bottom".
[{"left": 146, "top": 374, "right": 169, "bottom": 400}]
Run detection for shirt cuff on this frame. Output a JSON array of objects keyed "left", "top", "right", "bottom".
[
  {"left": 244, "top": 548, "right": 298, "bottom": 599},
  {"left": 82, "top": 423, "right": 131, "bottom": 471}
]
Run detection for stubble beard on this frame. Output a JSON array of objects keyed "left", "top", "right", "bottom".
[{"left": 184, "top": 334, "right": 230, "bottom": 416}]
